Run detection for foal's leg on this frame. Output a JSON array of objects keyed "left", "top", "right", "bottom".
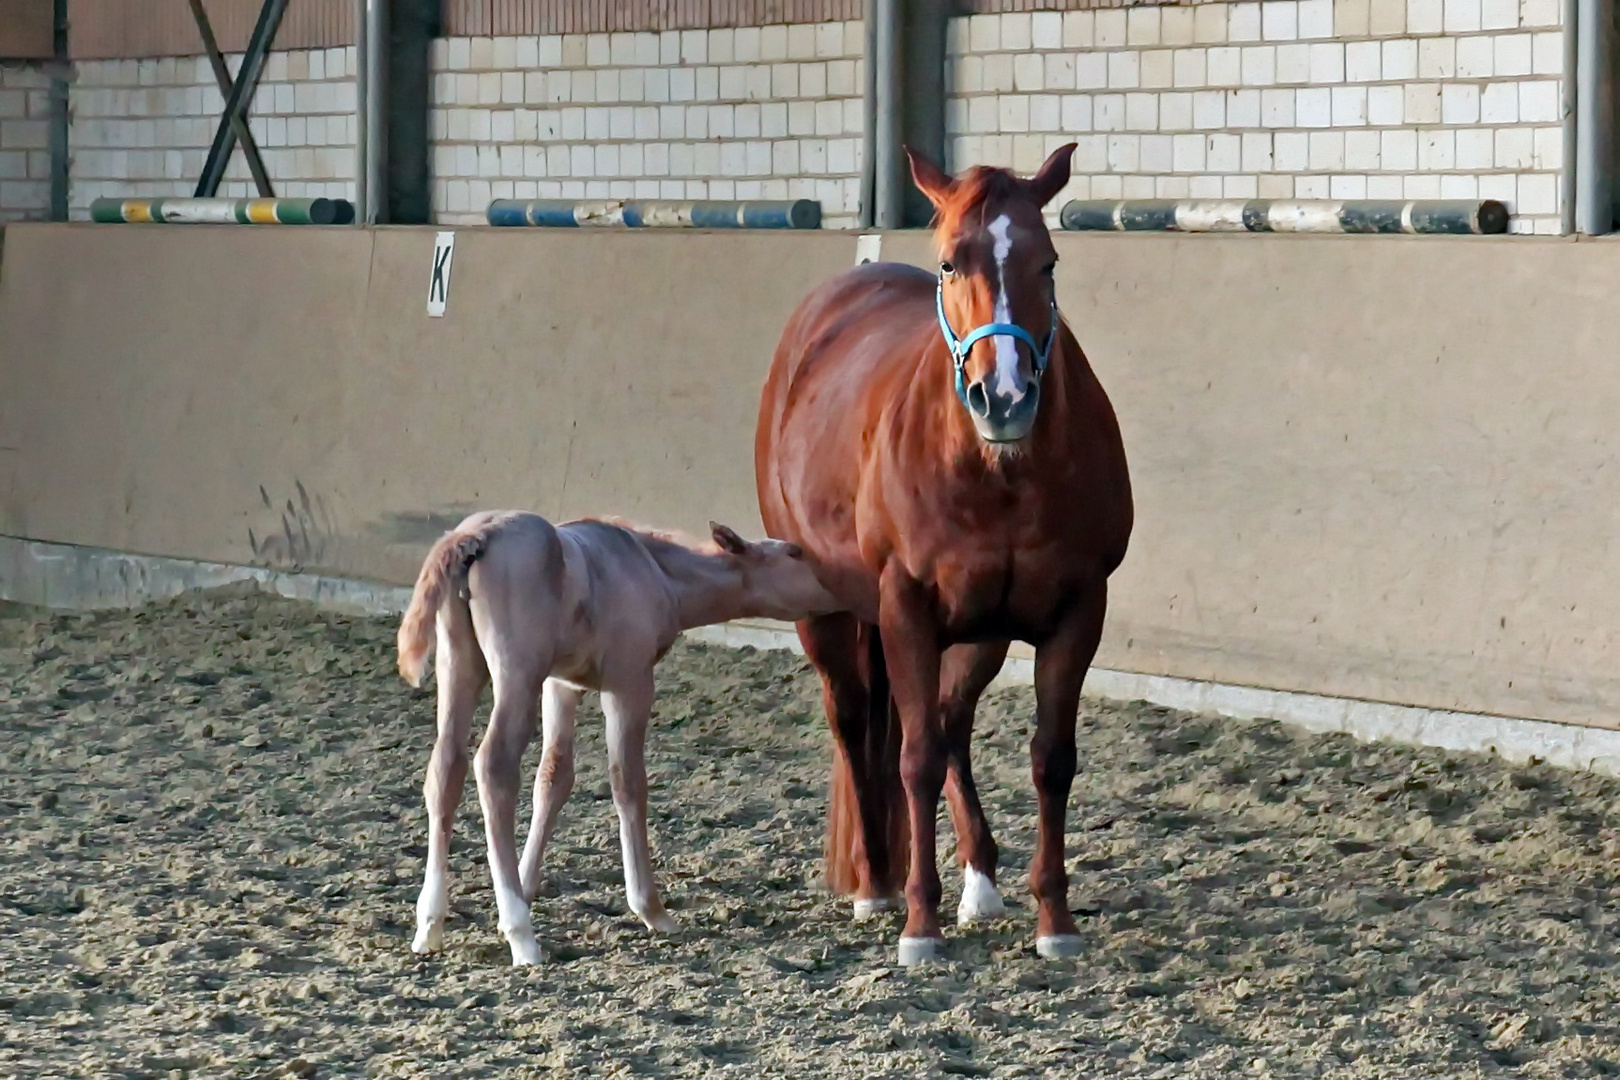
[
  {"left": 473, "top": 656, "right": 547, "bottom": 966},
  {"left": 602, "top": 670, "right": 678, "bottom": 933},
  {"left": 519, "top": 678, "right": 581, "bottom": 902},
  {"left": 413, "top": 605, "right": 488, "bottom": 954},
  {"left": 1029, "top": 586, "right": 1108, "bottom": 959},
  {"left": 878, "top": 570, "right": 947, "bottom": 966},
  {"left": 940, "top": 642, "right": 1010, "bottom": 926}
]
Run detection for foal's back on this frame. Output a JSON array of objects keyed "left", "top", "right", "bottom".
[{"left": 465, "top": 515, "right": 677, "bottom": 689}]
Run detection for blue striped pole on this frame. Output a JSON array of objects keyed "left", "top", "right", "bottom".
[
  {"left": 486, "top": 198, "right": 822, "bottom": 229},
  {"left": 1059, "top": 199, "right": 1510, "bottom": 235}
]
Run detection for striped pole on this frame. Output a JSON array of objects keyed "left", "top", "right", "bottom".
[
  {"left": 90, "top": 197, "right": 355, "bottom": 225},
  {"left": 486, "top": 198, "right": 822, "bottom": 229},
  {"left": 1059, "top": 199, "right": 1510, "bottom": 235}
]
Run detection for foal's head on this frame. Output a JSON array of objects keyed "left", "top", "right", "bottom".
[
  {"left": 708, "top": 522, "right": 840, "bottom": 621},
  {"left": 907, "top": 143, "right": 1077, "bottom": 444}
]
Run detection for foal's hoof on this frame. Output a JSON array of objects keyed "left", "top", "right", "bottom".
[
  {"left": 642, "top": 911, "right": 681, "bottom": 935},
  {"left": 896, "top": 935, "right": 946, "bottom": 966},
  {"left": 411, "top": 923, "right": 444, "bottom": 954},
  {"left": 1036, "top": 934, "right": 1084, "bottom": 959},
  {"left": 507, "top": 933, "right": 546, "bottom": 967},
  {"left": 852, "top": 896, "right": 902, "bottom": 922}
]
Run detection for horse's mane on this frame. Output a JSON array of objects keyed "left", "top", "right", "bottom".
[
  {"left": 576, "top": 515, "right": 721, "bottom": 556},
  {"left": 932, "top": 165, "right": 1028, "bottom": 236}
]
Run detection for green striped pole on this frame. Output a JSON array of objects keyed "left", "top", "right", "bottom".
[
  {"left": 1059, "top": 199, "right": 1511, "bottom": 235},
  {"left": 89, "top": 197, "right": 355, "bottom": 225}
]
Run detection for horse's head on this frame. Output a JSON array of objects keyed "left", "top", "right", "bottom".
[{"left": 907, "top": 143, "right": 1076, "bottom": 444}]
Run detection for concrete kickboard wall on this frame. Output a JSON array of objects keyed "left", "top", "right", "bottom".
[{"left": 2, "top": 223, "right": 1618, "bottom": 731}]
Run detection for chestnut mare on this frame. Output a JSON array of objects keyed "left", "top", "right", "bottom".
[{"left": 754, "top": 144, "right": 1133, "bottom": 964}]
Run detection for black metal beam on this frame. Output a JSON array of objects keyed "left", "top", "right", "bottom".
[
  {"left": 188, "top": 0, "right": 274, "bottom": 198},
  {"left": 384, "top": 0, "right": 437, "bottom": 223},
  {"left": 194, "top": 0, "right": 288, "bottom": 198},
  {"left": 47, "top": 0, "right": 68, "bottom": 221},
  {"left": 901, "top": 0, "right": 948, "bottom": 228}
]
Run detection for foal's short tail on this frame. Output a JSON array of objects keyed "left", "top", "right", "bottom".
[
  {"left": 396, "top": 521, "right": 494, "bottom": 687},
  {"left": 825, "top": 624, "right": 910, "bottom": 896}
]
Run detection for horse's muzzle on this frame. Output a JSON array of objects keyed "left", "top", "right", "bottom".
[{"left": 964, "top": 377, "right": 1041, "bottom": 443}]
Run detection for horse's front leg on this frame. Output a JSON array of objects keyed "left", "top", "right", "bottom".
[
  {"left": 1029, "top": 585, "right": 1108, "bottom": 959},
  {"left": 878, "top": 570, "right": 946, "bottom": 965},
  {"left": 940, "top": 641, "right": 1010, "bottom": 926},
  {"left": 602, "top": 671, "right": 678, "bottom": 934}
]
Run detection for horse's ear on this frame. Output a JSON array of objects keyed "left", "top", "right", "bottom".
[
  {"left": 1027, "top": 142, "right": 1078, "bottom": 208},
  {"left": 905, "top": 145, "right": 956, "bottom": 209},
  {"left": 709, "top": 521, "right": 749, "bottom": 555}
]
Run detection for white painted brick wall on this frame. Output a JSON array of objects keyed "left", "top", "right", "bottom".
[
  {"left": 946, "top": 3, "right": 1564, "bottom": 233},
  {"left": 430, "top": 22, "right": 866, "bottom": 228},
  {"left": 69, "top": 48, "right": 358, "bottom": 219},
  {"left": 0, "top": 63, "right": 53, "bottom": 222}
]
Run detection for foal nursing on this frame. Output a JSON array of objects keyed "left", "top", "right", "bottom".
[{"left": 396, "top": 511, "right": 838, "bottom": 965}]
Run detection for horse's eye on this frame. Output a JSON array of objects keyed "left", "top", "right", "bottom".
[{"left": 939, "top": 261, "right": 955, "bottom": 276}]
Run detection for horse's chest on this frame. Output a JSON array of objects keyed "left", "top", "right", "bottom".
[{"left": 931, "top": 547, "right": 1074, "bottom": 639}]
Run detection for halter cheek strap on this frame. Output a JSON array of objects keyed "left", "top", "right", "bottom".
[{"left": 935, "top": 277, "right": 1060, "bottom": 408}]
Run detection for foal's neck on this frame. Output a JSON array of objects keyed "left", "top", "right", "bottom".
[{"left": 638, "top": 539, "right": 750, "bottom": 630}]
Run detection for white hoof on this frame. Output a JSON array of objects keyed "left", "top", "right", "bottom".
[
  {"left": 507, "top": 932, "right": 545, "bottom": 967},
  {"left": 897, "top": 935, "right": 945, "bottom": 966},
  {"left": 641, "top": 910, "right": 680, "bottom": 934},
  {"left": 1036, "top": 934, "right": 1084, "bottom": 959},
  {"left": 956, "top": 866, "right": 1006, "bottom": 926},
  {"left": 411, "top": 922, "right": 444, "bottom": 954},
  {"left": 852, "top": 896, "right": 902, "bottom": 922}
]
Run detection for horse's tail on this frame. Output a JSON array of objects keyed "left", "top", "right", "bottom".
[
  {"left": 825, "top": 623, "right": 910, "bottom": 895},
  {"left": 396, "top": 520, "right": 493, "bottom": 687}
]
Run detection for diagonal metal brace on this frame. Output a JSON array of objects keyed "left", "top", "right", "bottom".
[
  {"left": 188, "top": 0, "right": 274, "bottom": 197},
  {"left": 194, "top": 0, "right": 289, "bottom": 198}
]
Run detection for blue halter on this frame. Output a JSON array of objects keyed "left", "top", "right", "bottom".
[{"left": 935, "top": 276, "right": 1060, "bottom": 408}]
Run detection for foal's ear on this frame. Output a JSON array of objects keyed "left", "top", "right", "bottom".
[
  {"left": 905, "top": 145, "right": 957, "bottom": 209},
  {"left": 709, "top": 521, "right": 750, "bottom": 556},
  {"left": 1026, "top": 142, "right": 1078, "bottom": 207}
]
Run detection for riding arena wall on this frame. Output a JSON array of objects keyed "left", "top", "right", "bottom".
[{"left": 2, "top": 222, "right": 1617, "bottom": 744}]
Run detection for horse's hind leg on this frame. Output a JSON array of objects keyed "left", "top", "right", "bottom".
[
  {"left": 799, "top": 613, "right": 903, "bottom": 919},
  {"left": 940, "top": 641, "right": 1010, "bottom": 926},
  {"left": 413, "top": 602, "right": 488, "bottom": 954},
  {"left": 602, "top": 669, "right": 678, "bottom": 933},
  {"left": 473, "top": 652, "right": 548, "bottom": 966},
  {"left": 519, "top": 678, "right": 581, "bottom": 902}
]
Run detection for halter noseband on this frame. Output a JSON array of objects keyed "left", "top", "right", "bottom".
[{"left": 934, "top": 276, "right": 1060, "bottom": 409}]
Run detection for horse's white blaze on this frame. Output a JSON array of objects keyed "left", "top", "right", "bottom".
[
  {"left": 958, "top": 864, "right": 1007, "bottom": 924},
  {"left": 987, "top": 213, "right": 1026, "bottom": 403}
]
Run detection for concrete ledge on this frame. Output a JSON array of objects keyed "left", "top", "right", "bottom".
[
  {"left": 6, "top": 533, "right": 1620, "bottom": 778},
  {"left": 0, "top": 534, "right": 411, "bottom": 615}
]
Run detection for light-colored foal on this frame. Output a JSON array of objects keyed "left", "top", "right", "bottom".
[{"left": 396, "top": 511, "right": 839, "bottom": 966}]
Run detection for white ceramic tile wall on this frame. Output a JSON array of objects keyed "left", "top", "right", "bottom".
[
  {"left": 17, "top": 7, "right": 1570, "bottom": 233},
  {"left": 429, "top": 23, "right": 866, "bottom": 227},
  {"left": 0, "top": 63, "right": 53, "bottom": 222},
  {"left": 945, "top": 3, "right": 1564, "bottom": 233},
  {"left": 68, "top": 49, "right": 358, "bottom": 218}
]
